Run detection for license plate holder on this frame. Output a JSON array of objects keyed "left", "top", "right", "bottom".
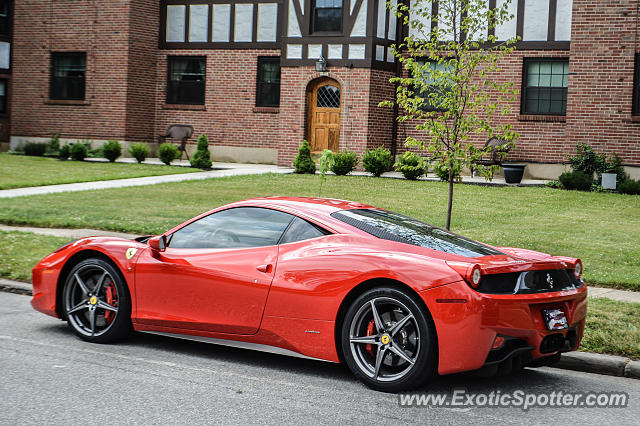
[{"left": 542, "top": 308, "right": 568, "bottom": 331}]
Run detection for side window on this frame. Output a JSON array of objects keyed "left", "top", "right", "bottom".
[
  {"left": 279, "top": 217, "right": 330, "bottom": 244},
  {"left": 169, "top": 207, "right": 294, "bottom": 249}
]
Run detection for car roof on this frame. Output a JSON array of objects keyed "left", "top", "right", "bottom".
[
  {"left": 163, "top": 196, "right": 377, "bottom": 238},
  {"left": 227, "top": 196, "right": 376, "bottom": 215}
]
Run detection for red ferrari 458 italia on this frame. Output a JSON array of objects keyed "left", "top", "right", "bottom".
[{"left": 32, "top": 197, "right": 587, "bottom": 392}]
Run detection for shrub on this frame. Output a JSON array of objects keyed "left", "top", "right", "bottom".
[
  {"left": 102, "top": 140, "right": 122, "bottom": 162},
  {"left": 603, "top": 154, "right": 628, "bottom": 184},
  {"left": 59, "top": 144, "right": 70, "bottom": 160},
  {"left": 47, "top": 133, "right": 60, "bottom": 154},
  {"left": 394, "top": 151, "right": 425, "bottom": 180},
  {"left": 69, "top": 142, "right": 88, "bottom": 161},
  {"left": 190, "top": 133, "right": 213, "bottom": 169},
  {"left": 567, "top": 143, "right": 606, "bottom": 178},
  {"left": 618, "top": 179, "right": 640, "bottom": 195},
  {"left": 331, "top": 151, "right": 358, "bottom": 176},
  {"left": 362, "top": 147, "right": 393, "bottom": 177},
  {"left": 158, "top": 143, "right": 180, "bottom": 165},
  {"left": 559, "top": 170, "right": 593, "bottom": 191},
  {"left": 293, "top": 140, "right": 316, "bottom": 174},
  {"left": 128, "top": 143, "right": 150, "bottom": 163},
  {"left": 433, "top": 162, "right": 462, "bottom": 182},
  {"left": 23, "top": 142, "right": 47, "bottom": 156}
]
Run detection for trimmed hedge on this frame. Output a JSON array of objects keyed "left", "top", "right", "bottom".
[
  {"left": 331, "top": 151, "right": 358, "bottom": 176},
  {"left": 24, "top": 142, "right": 47, "bottom": 157},
  {"left": 559, "top": 170, "right": 593, "bottom": 191},
  {"left": 362, "top": 147, "right": 393, "bottom": 177},
  {"left": 158, "top": 143, "right": 180, "bottom": 165},
  {"left": 103, "top": 140, "right": 122, "bottom": 162},
  {"left": 293, "top": 140, "right": 316, "bottom": 174}
]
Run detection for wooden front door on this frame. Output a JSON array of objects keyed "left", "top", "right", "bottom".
[{"left": 307, "top": 78, "right": 341, "bottom": 153}]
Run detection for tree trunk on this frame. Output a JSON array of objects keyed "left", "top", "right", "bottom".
[{"left": 446, "top": 167, "right": 454, "bottom": 230}]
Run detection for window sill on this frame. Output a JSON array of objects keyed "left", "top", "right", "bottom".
[
  {"left": 622, "top": 115, "right": 640, "bottom": 123},
  {"left": 45, "top": 99, "right": 90, "bottom": 106},
  {"left": 518, "top": 114, "right": 566, "bottom": 123},
  {"left": 253, "top": 107, "right": 279, "bottom": 114},
  {"left": 163, "top": 104, "right": 206, "bottom": 111}
]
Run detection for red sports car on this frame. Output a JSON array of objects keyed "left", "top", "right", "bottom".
[{"left": 32, "top": 197, "right": 587, "bottom": 392}]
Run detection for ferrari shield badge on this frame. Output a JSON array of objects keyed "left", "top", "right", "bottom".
[{"left": 126, "top": 248, "right": 138, "bottom": 260}]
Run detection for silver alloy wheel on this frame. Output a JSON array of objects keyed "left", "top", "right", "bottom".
[
  {"left": 348, "top": 297, "right": 421, "bottom": 382},
  {"left": 64, "top": 264, "right": 120, "bottom": 337}
]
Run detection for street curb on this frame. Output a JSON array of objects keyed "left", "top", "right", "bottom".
[
  {"left": 0, "top": 279, "right": 32, "bottom": 295},
  {"left": 552, "top": 351, "right": 639, "bottom": 379},
  {"left": 0, "top": 280, "right": 637, "bottom": 380}
]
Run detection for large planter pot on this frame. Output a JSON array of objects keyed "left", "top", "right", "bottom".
[{"left": 502, "top": 164, "right": 526, "bottom": 184}]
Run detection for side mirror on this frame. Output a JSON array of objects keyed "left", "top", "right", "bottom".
[{"left": 148, "top": 235, "right": 166, "bottom": 252}]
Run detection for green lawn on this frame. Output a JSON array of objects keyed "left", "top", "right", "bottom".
[
  {"left": 581, "top": 298, "right": 640, "bottom": 359},
  {"left": 0, "top": 231, "right": 73, "bottom": 282},
  {"left": 0, "top": 173, "right": 638, "bottom": 290},
  {"left": 0, "top": 153, "right": 197, "bottom": 190}
]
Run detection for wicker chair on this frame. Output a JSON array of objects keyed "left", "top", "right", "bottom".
[
  {"left": 471, "top": 137, "right": 512, "bottom": 177},
  {"left": 158, "top": 124, "right": 194, "bottom": 160}
]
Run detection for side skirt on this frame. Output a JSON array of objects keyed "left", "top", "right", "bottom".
[{"left": 139, "top": 330, "right": 336, "bottom": 363}]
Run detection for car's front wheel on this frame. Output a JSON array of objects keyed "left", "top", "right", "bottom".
[
  {"left": 62, "top": 258, "right": 131, "bottom": 343},
  {"left": 341, "top": 287, "right": 437, "bottom": 392}
]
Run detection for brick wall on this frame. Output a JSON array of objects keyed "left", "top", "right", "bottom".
[
  {"left": 565, "top": 0, "right": 640, "bottom": 166},
  {"left": 399, "top": 0, "right": 640, "bottom": 167},
  {"left": 154, "top": 49, "right": 282, "bottom": 156},
  {"left": 126, "top": 0, "right": 159, "bottom": 142},
  {"left": 11, "top": 0, "right": 132, "bottom": 141}
]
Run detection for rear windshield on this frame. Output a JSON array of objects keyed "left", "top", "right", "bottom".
[{"left": 331, "top": 209, "right": 504, "bottom": 257}]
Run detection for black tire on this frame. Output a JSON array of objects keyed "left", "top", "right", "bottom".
[
  {"left": 62, "top": 258, "right": 132, "bottom": 343},
  {"left": 340, "top": 287, "right": 437, "bottom": 392}
]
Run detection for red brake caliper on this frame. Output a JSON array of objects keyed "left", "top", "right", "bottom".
[
  {"left": 104, "top": 282, "right": 117, "bottom": 323},
  {"left": 366, "top": 319, "right": 376, "bottom": 356}
]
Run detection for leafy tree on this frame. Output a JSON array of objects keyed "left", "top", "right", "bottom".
[
  {"left": 318, "top": 149, "right": 335, "bottom": 195},
  {"left": 382, "top": 0, "right": 519, "bottom": 229}
]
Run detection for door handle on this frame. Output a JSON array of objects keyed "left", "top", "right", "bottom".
[{"left": 256, "top": 264, "right": 272, "bottom": 273}]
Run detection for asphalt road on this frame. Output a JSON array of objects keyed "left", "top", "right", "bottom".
[{"left": 1, "top": 291, "right": 638, "bottom": 425}]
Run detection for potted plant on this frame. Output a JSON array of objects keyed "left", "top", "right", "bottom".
[{"left": 502, "top": 164, "right": 526, "bottom": 184}]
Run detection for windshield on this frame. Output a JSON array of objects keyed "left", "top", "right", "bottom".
[{"left": 331, "top": 209, "right": 504, "bottom": 257}]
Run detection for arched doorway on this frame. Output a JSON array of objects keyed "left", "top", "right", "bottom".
[{"left": 306, "top": 78, "right": 341, "bottom": 153}]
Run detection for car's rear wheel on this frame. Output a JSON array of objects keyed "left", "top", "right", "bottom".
[
  {"left": 62, "top": 258, "right": 131, "bottom": 343},
  {"left": 341, "top": 287, "right": 437, "bottom": 392}
]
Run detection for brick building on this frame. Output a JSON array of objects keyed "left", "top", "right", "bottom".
[{"left": 4, "top": 0, "right": 640, "bottom": 178}]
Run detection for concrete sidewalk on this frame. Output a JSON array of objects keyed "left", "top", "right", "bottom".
[
  {"left": 0, "top": 162, "right": 292, "bottom": 199},
  {"left": 0, "top": 224, "right": 140, "bottom": 240}
]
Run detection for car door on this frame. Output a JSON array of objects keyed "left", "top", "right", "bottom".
[{"left": 133, "top": 207, "right": 294, "bottom": 335}]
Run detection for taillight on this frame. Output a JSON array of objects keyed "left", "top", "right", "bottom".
[
  {"left": 470, "top": 265, "right": 482, "bottom": 288},
  {"left": 446, "top": 262, "right": 482, "bottom": 289},
  {"left": 574, "top": 259, "right": 582, "bottom": 279}
]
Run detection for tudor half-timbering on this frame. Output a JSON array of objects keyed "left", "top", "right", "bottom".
[{"left": 6, "top": 1, "right": 640, "bottom": 177}]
